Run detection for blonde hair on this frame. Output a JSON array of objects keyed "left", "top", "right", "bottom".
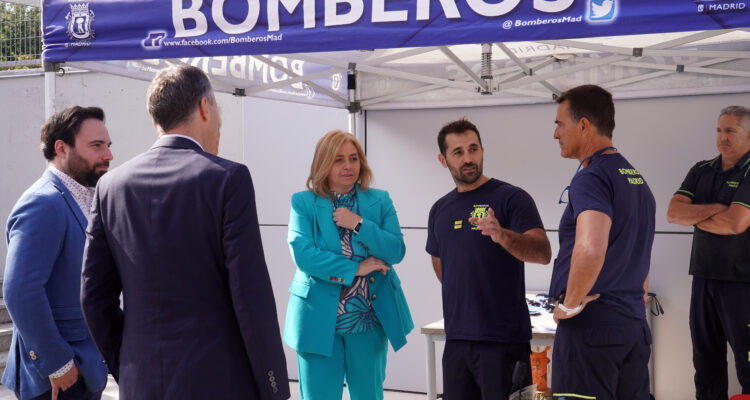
[{"left": 307, "top": 130, "right": 372, "bottom": 198}]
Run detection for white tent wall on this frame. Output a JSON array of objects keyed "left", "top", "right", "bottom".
[{"left": 1, "top": 69, "right": 749, "bottom": 398}]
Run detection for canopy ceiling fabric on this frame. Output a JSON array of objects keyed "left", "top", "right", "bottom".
[{"left": 42, "top": 0, "right": 750, "bottom": 109}]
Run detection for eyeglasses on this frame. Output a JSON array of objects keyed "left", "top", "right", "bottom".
[
  {"left": 558, "top": 146, "right": 617, "bottom": 205},
  {"left": 558, "top": 186, "right": 570, "bottom": 204},
  {"left": 559, "top": 160, "right": 584, "bottom": 205}
]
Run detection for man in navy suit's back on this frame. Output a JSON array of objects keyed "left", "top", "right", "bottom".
[{"left": 81, "top": 65, "right": 289, "bottom": 400}]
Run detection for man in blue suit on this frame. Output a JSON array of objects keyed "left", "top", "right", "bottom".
[
  {"left": 81, "top": 65, "right": 289, "bottom": 400},
  {"left": 3, "top": 106, "right": 112, "bottom": 400}
]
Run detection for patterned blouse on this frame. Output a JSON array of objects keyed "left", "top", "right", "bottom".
[{"left": 333, "top": 189, "right": 382, "bottom": 334}]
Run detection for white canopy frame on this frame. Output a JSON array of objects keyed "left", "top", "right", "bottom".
[
  {"left": 196, "top": 27, "right": 750, "bottom": 113},
  {"left": 44, "top": 29, "right": 750, "bottom": 135}
]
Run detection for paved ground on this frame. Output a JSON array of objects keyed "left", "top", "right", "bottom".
[{"left": 0, "top": 377, "right": 425, "bottom": 399}]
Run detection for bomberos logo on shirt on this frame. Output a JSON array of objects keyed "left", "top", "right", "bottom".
[
  {"left": 618, "top": 168, "right": 644, "bottom": 185},
  {"left": 470, "top": 205, "right": 489, "bottom": 230}
]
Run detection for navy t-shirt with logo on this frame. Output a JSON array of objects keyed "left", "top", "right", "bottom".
[
  {"left": 550, "top": 153, "right": 655, "bottom": 321},
  {"left": 426, "top": 178, "right": 544, "bottom": 343}
]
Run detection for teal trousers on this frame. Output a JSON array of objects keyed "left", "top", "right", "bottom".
[{"left": 297, "top": 328, "right": 388, "bottom": 400}]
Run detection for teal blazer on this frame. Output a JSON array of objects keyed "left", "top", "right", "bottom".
[{"left": 284, "top": 187, "right": 413, "bottom": 357}]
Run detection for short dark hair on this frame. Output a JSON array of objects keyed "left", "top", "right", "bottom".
[
  {"left": 437, "top": 118, "right": 482, "bottom": 155},
  {"left": 556, "top": 84, "right": 615, "bottom": 138},
  {"left": 40, "top": 106, "right": 105, "bottom": 161},
  {"left": 147, "top": 65, "right": 213, "bottom": 132}
]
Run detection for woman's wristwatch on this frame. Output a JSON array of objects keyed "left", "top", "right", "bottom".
[{"left": 353, "top": 219, "right": 363, "bottom": 234}]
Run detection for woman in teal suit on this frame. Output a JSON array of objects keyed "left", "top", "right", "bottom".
[{"left": 284, "top": 129, "right": 413, "bottom": 400}]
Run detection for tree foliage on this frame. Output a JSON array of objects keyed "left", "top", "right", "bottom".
[{"left": 0, "top": 2, "right": 41, "bottom": 67}]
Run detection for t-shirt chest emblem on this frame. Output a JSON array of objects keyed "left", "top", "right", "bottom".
[
  {"left": 727, "top": 180, "right": 739, "bottom": 189},
  {"left": 469, "top": 204, "right": 489, "bottom": 230}
]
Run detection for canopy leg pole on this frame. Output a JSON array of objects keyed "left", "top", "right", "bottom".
[
  {"left": 348, "top": 112, "right": 357, "bottom": 137},
  {"left": 44, "top": 62, "right": 58, "bottom": 119},
  {"left": 347, "top": 64, "right": 364, "bottom": 147},
  {"left": 349, "top": 111, "right": 366, "bottom": 153}
]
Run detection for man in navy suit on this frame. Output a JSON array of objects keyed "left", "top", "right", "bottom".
[
  {"left": 3, "top": 106, "right": 111, "bottom": 400},
  {"left": 81, "top": 65, "right": 289, "bottom": 400}
]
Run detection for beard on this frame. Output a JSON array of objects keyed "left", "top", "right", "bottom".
[
  {"left": 65, "top": 149, "right": 108, "bottom": 187},
  {"left": 448, "top": 160, "right": 483, "bottom": 186}
]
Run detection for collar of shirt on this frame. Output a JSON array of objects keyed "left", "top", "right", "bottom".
[
  {"left": 713, "top": 149, "right": 750, "bottom": 172},
  {"left": 160, "top": 134, "right": 204, "bottom": 151},
  {"left": 48, "top": 165, "right": 95, "bottom": 219}
]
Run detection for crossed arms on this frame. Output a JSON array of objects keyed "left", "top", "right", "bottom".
[{"left": 667, "top": 194, "right": 750, "bottom": 235}]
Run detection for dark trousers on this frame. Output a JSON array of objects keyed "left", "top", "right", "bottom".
[
  {"left": 24, "top": 377, "right": 102, "bottom": 400},
  {"left": 551, "top": 304, "right": 651, "bottom": 400},
  {"left": 442, "top": 339, "right": 531, "bottom": 400},
  {"left": 690, "top": 277, "right": 750, "bottom": 399}
]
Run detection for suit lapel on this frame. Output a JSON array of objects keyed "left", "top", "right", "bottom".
[
  {"left": 356, "top": 187, "right": 378, "bottom": 222},
  {"left": 315, "top": 195, "right": 342, "bottom": 253},
  {"left": 352, "top": 187, "right": 379, "bottom": 258},
  {"left": 44, "top": 170, "right": 88, "bottom": 233}
]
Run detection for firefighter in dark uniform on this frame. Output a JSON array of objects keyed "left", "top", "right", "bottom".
[
  {"left": 667, "top": 105, "right": 750, "bottom": 399},
  {"left": 549, "top": 85, "right": 656, "bottom": 400}
]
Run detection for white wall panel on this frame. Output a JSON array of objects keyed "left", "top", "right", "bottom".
[{"left": 242, "top": 97, "right": 349, "bottom": 225}]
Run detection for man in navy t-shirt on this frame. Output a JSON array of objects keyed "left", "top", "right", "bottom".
[
  {"left": 426, "top": 118, "right": 551, "bottom": 399},
  {"left": 549, "top": 85, "right": 655, "bottom": 400}
]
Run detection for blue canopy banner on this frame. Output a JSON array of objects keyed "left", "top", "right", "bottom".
[{"left": 43, "top": 0, "right": 750, "bottom": 62}]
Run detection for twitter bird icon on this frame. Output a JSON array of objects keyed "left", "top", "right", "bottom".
[{"left": 589, "top": 0, "right": 616, "bottom": 22}]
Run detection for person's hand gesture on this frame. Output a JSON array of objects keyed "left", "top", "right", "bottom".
[
  {"left": 333, "top": 207, "right": 361, "bottom": 230},
  {"left": 469, "top": 208, "right": 504, "bottom": 244}
]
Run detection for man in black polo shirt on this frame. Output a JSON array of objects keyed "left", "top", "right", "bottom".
[
  {"left": 667, "top": 105, "right": 750, "bottom": 399},
  {"left": 549, "top": 85, "right": 656, "bottom": 400},
  {"left": 426, "top": 118, "right": 552, "bottom": 399}
]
